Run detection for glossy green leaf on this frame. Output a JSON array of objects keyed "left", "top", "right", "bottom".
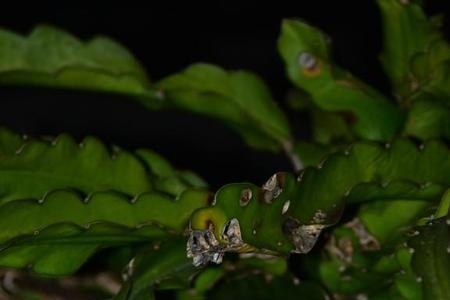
[
  {"left": 315, "top": 190, "right": 446, "bottom": 296},
  {"left": 293, "top": 142, "right": 329, "bottom": 167},
  {"left": 0, "top": 128, "right": 205, "bottom": 203},
  {"left": 359, "top": 199, "right": 430, "bottom": 246},
  {"left": 286, "top": 90, "right": 353, "bottom": 144},
  {"left": 391, "top": 249, "right": 420, "bottom": 300},
  {"left": 116, "top": 239, "right": 195, "bottom": 300},
  {"left": 394, "top": 269, "right": 422, "bottom": 300},
  {"left": 435, "top": 189, "right": 450, "bottom": 219},
  {"left": 176, "top": 290, "right": 204, "bottom": 300},
  {"left": 188, "top": 139, "right": 450, "bottom": 263},
  {"left": 194, "top": 268, "right": 225, "bottom": 293},
  {"left": 377, "top": 0, "right": 450, "bottom": 98},
  {"left": 0, "top": 26, "right": 293, "bottom": 152},
  {"left": 0, "top": 25, "right": 160, "bottom": 99},
  {"left": 206, "top": 275, "right": 327, "bottom": 300},
  {"left": 293, "top": 142, "right": 343, "bottom": 167},
  {"left": 232, "top": 255, "right": 288, "bottom": 276},
  {"left": 0, "top": 223, "right": 161, "bottom": 276},
  {"left": 156, "top": 63, "right": 292, "bottom": 151},
  {"left": 410, "top": 45, "right": 450, "bottom": 104},
  {"left": 319, "top": 259, "right": 389, "bottom": 295},
  {"left": 316, "top": 199, "right": 430, "bottom": 296},
  {"left": 315, "top": 223, "right": 396, "bottom": 295},
  {"left": 404, "top": 97, "right": 450, "bottom": 140},
  {"left": 177, "top": 255, "right": 289, "bottom": 300},
  {"left": 0, "top": 189, "right": 209, "bottom": 275},
  {"left": 409, "top": 192, "right": 450, "bottom": 300},
  {"left": 278, "top": 19, "right": 404, "bottom": 141},
  {"left": 115, "top": 284, "right": 155, "bottom": 300},
  {"left": 136, "top": 149, "right": 207, "bottom": 196},
  {"left": 0, "top": 7, "right": 449, "bottom": 298},
  {"left": 310, "top": 108, "right": 353, "bottom": 145},
  {"left": 0, "top": 128, "right": 151, "bottom": 204}
]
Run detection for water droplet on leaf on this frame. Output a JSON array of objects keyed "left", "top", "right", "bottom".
[
  {"left": 15, "top": 145, "right": 25, "bottom": 155},
  {"left": 281, "top": 200, "right": 291, "bottom": 215}
]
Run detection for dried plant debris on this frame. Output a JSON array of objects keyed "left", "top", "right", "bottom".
[
  {"left": 283, "top": 217, "right": 325, "bottom": 253},
  {"left": 262, "top": 173, "right": 285, "bottom": 203},
  {"left": 345, "top": 218, "right": 380, "bottom": 251},
  {"left": 187, "top": 219, "right": 251, "bottom": 267}
]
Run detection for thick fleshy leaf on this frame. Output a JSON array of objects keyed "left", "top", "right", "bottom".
[
  {"left": 0, "top": 189, "right": 209, "bottom": 275},
  {"left": 436, "top": 189, "right": 450, "bottom": 219},
  {"left": 188, "top": 139, "right": 450, "bottom": 264},
  {"left": 115, "top": 239, "right": 195, "bottom": 300},
  {"left": 316, "top": 225, "right": 406, "bottom": 296},
  {"left": 394, "top": 272, "right": 422, "bottom": 300},
  {"left": 316, "top": 198, "right": 431, "bottom": 296},
  {"left": 409, "top": 192, "right": 450, "bottom": 300},
  {"left": 376, "top": 0, "right": 450, "bottom": 98},
  {"left": 156, "top": 63, "right": 292, "bottom": 151},
  {"left": 318, "top": 251, "right": 389, "bottom": 295},
  {"left": 136, "top": 149, "right": 207, "bottom": 196},
  {"left": 0, "top": 128, "right": 152, "bottom": 204},
  {"left": 206, "top": 275, "right": 328, "bottom": 300},
  {"left": 392, "top": 248, "right": 422, "bottom": 300},
  {"left": 286, "top": 90, "right": 353, "bottom": 145},
  {"left": 358, "top": 199, "right": 430, "bottom": 246},
  {"left": 0, "top": 223, "right": 164, "bottom": 276},
  {"left": 293, "top": 142, "right": 344, "bottom": 167},
  {"left": 315, "top": 191, "right": 448, "bottom": 296},
  {"left": 278, "top": 19, "right": 404, "bottom": 141},
  {"left": 410, "top": 45, "right": 450, "bottom": 104},
  {"left": 404, "top": 97, "right": 450, "bottom": 140},
  {"left": 0, "top": 26, "right": 292, "bottom": 152},
  {"left": 0, "top": 128, "right": 206, "bottom": 203},
  {"left": 176, "top": 255, "right": 289, "bottom": 300},
  {"left": 310, "top": 108, "right": 353, "bottom": 145},
  {"left": 0, "top": 25, "right": 160, "bottom": 99},
  {"left": 193, "top": 268, "right": 225, "bottom": 293}
]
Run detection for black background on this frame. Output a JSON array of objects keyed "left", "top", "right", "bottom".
[{"left": 0, "top": 0, "right": 449, "bottom": 188}]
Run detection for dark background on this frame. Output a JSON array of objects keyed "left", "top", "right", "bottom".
[{"left": 0, "top": 0, "right": 449, "bottom": 188}]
